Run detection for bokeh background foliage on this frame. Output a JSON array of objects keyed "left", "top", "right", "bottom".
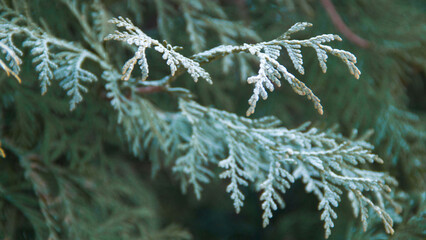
[{"left": 0, "top": 0, "right": 425, "bottom": 239}]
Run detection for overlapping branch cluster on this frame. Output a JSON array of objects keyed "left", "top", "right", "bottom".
[
  {"left": 0, "top": 3, "right": 105, "bottom": 110},
  {"left": 0, "top": 0, "right": 400, "bottom": 239},
  {"left": 194, "top": 22, "right": 360, "bottom": 116},
  {"left": 107, "top": 18, "right": 359, "bottom": 116},
  {"left": 103, "top": 17, "right": 396, "bottom": 233},
  {"left": 174, "top": 100, "right": 397, "bottom": 238}
]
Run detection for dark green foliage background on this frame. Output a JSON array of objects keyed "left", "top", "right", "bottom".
[{"left": 0, "top": 0, "right": 425, "bottom": 239}]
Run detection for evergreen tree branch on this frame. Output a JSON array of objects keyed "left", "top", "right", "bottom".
[
  {"left": 3, "top": 1, "right": 421, "bottom": 239},
  {"left": 174, "top": 99, "right": 397, "bottom": 238},
  {"left": 108, "top": 19, "right": 360, "bottom": 116}
]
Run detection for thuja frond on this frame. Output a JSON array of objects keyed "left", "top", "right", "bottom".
[
  {"left": 151, "top": 0, "right": 259, "bottom": 76},
  {"left": 0, "top": 6, "right": 23, "bottom": 78},
  {"left": 172, "top": 104, "right": 223, "bottom": 199},
  {"left": 102, "top": 70, "right": 171, "bottom": 159},
  {"left": 105, "top": 17, "right": 212, "bottom": 84},
  {"left": 0, "top": 39, "right": 21, "bottom": 83},
  {"left": 8, "top": 149, "right": 191, "bottom": 240},
  {"left": 199, "top": 22, "right": 360, "bottom": 116},
  {"left": 54, "top": 51, "right": 98, "bottom": 110},
  {"left": 103, "top": 23, "right": 370, "bottom": 233},
  {"left": 347, "top": 192, "right": 424, "bottom": 240},
  {"left": 0, "top": 3, "right": 104, "bottom": 109},
  {"left": 23, "top": 36, "right": 57, "bottom": 94},
  {"left": 375, "top": 105, "right": 426, "bottom": 158},
  {"left": 91, "top": 0, "right": 112, "bottom": 41},
  {"left": 1, "top": 1, "right": 415, "bottom": 239},
  {"left": 175, "top": 99, "right": 397, "bottom": 238},
  {"left": 109, "top": 19, "right": 359, "bottom": 117}
]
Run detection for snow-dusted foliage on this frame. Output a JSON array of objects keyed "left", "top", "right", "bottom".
[
  {"left": 107, "top": 19, "right": 360, "bottom": 117},
  {"left": 0, "top": 9, "right": 23, "bottom": 83},
  {"left": 175, "top": 99, "right": 397, "bottom": 238},
  {"left": 105, "top": 17, "right": 212, "bottom": 84},
  {"left": 0, "top": 41, "right": 21, "bottom": 83},
  {"left": 0, "top": 1, "right": 400, "bottom": 238},
  {"left": 197, "top": 22, "right": 360, "bottom": 116}
]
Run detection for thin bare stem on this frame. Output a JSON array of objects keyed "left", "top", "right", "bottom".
[{"left": 320, "top": 0, "right": 370, "bottom": 48}]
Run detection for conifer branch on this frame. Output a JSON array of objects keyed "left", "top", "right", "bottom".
[
  {"left": 109, "top": 19, "right": 360, "bottom": 116},
  {"left": 3, "top": 1, "right": 420, "bottom": 239},
  {"left": 175, "top": 99, "right": 397, "bottom": 238},
  {"left": 0, "top": 41, "right": 21, "bottom": 83},
  {"left": 105, "top": 17, "right": 212, "bottom": 84}
]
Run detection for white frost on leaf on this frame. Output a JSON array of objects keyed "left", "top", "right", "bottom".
[
  {"left": 240, "top": 22, "right": 361, "bottom": 116},
  {"left": 105, "top": 17, "right": 212, "bottom": 84},
  {"left": 177, "top": 99, "right": 397, "bottom": 238}
]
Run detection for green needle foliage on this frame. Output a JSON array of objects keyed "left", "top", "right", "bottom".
[{"left": 0, "top": 0, "right": 424, "bottom": 239}]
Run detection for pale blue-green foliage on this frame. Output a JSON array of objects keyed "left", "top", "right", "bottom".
[
  {"left": 103, "top": 19, "right": 391, "bottom": 237},
  {"left": 0, "top": 3, "right": 103, "bottom": 110},
  {"left": 102, "top": 63, "right": 398, "bottom": 237},
  {"left": 178, "top": 0, "right": 260, "bottom": 53},
  {"left": 375, "top": 105, "right": 426, "bottom": 161},
  {"left": 55, "top": 51, "right": 98, "bottom": 110},
  {"left": 23, "top": 36, "right": 57, "bottom": 94},
  {"left": 108, "top": 81, "right": 399, "bottom": 238},
  {"left": 91, "top": 0, "right": 112, "bottom": 41},
  {"left": 105, "top": 17, "right": 212, "bottom": 84},
  {"left": 346, "top": 192, "right": 425, "bottom": 240},
  {"left": 107, "top": 18, "right": 360, "bottom": 118},
  {"left": 0, "top": 8, "right": 23, "bottom": 81},
  {"left": 0, "top": 0, "right": 402, "bottom": 238},
  {"left": 132, "top": 0, "right": 260, "bottom": 76},
  {"left": 174, "top": 99, "right": 397, "bottom": 238}
]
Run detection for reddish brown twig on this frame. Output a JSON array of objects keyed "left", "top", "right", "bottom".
[
  {"left": 320, "top": 0, "right": 370, "bottom": 48},
  {"left": 134, "top": 86, "right": 166, "bottom": 94},
  {"left": 124, "top": 86, "right": 166, "bottom": 101}
]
